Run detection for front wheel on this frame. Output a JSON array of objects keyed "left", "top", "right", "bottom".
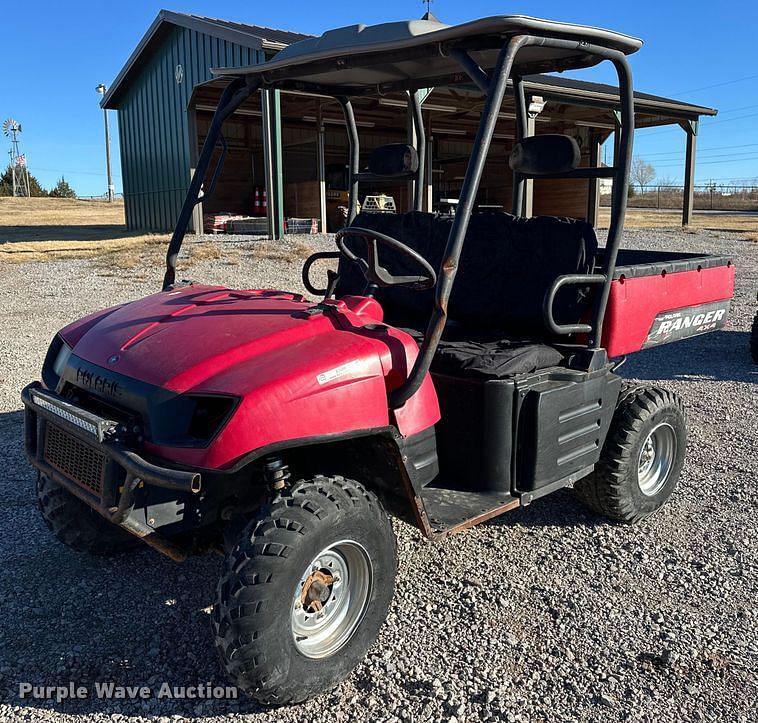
[
  {"left": 212, "top": 475, "right": 397, "bottom": 705},
  {"left": 37, "top": 474, "right": 139, "bottom": 555},
  {"left": 575, "top": 385, "right": 687, "bottom": 523}
]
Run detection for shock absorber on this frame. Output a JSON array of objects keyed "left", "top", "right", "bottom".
[{"left": 262, "top": 457, "right": 290, "bottom": 492}]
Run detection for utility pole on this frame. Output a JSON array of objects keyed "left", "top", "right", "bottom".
[{"left": 95, "top": 84, "right": 115, "bottom": 201}]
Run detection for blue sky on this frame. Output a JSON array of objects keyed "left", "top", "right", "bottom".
[{"left": 2, "top": 0, "right": 757, "bottom": 196}]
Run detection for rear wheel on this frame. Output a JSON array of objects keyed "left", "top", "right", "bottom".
[
  {"left": 212, "top": 475, "right": 396, "bottom": 705},
  {"left": 37, "top": 474, "right": 139, "bottom": 555},
  {"left": 750, "top": 310, "right": 758, "bottom": 363},
  {"left": 575, "top": 385, "right": 687, "bottom": 523}
]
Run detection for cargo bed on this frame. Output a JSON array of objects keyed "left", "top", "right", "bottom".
[{"left": 601, "top": 249, "right": 734, "bottom": 357}]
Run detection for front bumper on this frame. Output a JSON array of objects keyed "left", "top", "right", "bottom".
[{"left": 22, "top": 382, "right": 201, "bottom": 561}]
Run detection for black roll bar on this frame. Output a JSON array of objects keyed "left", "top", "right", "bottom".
[
  {"left": 338, "top": 93, "right": 427, "bottom": 218},
  {"left": 449, "top": 48, "right": 490, "bottom": 93},
  {"left": 390, "top": 36, "right": 529, "bottom": 407},
  {"left": 337, "top": 97, "right": 361, "bottom": 224},
  {"left": 389, "top": 35, "right": 634, "bottom": 407},
  {"left": 409, "top": 91, "right": 426, "bottom": 212},
  {"left": 162, "top": 77, "right": 259, "bottom": 290},
  {"left": 511, "top": 74, "right": 528, "bottom": 216}
]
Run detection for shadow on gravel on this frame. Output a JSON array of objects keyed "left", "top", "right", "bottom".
[
  {"left": 0, "top": 410, "right": 265, "bottom": 719},
  {"left": 484, "top": 487, "right": 602, "bottom": 530},
  {"left": 621, "top": 330, "right": 756, "bottom": 383}
]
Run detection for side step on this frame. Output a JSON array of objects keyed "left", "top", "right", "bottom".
[{"left": 419, "top": 487, "right": 520, "bottom": 538}]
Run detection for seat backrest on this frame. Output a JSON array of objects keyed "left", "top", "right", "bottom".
[{"left": 337, "top": 211, "right": 598, "bottom": 337}]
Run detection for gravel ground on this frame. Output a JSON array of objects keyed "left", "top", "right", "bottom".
[{"left": 0, "top": 227, "right": 756, "bottom": 723}]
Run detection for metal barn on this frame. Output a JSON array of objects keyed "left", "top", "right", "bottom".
[{"left": 103, "top": 11, "right": 716, "bottom": 234}]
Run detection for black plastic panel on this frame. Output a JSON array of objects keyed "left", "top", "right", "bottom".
[
  {"left": 432, "top": 373, "right": 515, "bottom": 493},
  {"left": 400, "top": 424, "right": 439, "bottom": 492},
  {"left": 514, "top": 369, "right": 621, "bottom": 492}
]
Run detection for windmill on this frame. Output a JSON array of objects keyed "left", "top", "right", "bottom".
[{"left": 3, "top": 118, "right": 31, "bottom": 197}]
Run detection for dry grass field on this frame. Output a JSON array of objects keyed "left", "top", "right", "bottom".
[
  {"left": 1, "top": 198, "right": 755, "bottom": 267},
  {"left": 0, "top": 197, "right": 169, "bottom": 262},
  {"left": 599, "top": 207, "right": 758, "bottom": 238}
]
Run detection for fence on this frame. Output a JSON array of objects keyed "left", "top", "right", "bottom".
[
  {"left": 77, "top": 192, "right": 125, "bottom": 202},
  {"left": 601, "top": 184, "right": 758, "bottom": 211}
]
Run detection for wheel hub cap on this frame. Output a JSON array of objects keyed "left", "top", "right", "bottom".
[
  {"left": 637, "top": 422, "right": 677, "bottom": 497},
  {"left": 291, "top": 540, "right": 372, "bottom": 659}
]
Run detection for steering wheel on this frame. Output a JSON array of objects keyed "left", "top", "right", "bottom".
[{"left": 335, "top": 227, "right": 437, "bottom": 291}]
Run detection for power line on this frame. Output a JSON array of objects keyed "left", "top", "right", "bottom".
[
  {"left": 654, "top": 150, "right": 758, "bottom": 162},
  {"left": 669, "top": 72, "right": 758, "bottom": 96},
  {"left": 642, "top": 142, "right": 758, "bottom": 158},
  {"left": 640, "top": 111, "right": 758, "bottom": 138},
  {"left": 714, "top": 103, "right": 758, "bottom": 114},
  {"left": 654, "top": 153, "right": 758, "bottom": 169},
  {"left": 31, "top": 166, "right": 122, "bottom": 179}
]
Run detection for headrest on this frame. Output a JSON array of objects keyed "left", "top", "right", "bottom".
[
  {"left": 509, "top": 134, "right": 581, "bottom": 176},
  {"left": 368, "top": 144, "right": 419, "bottom": 176}
]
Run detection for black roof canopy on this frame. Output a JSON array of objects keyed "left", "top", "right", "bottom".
[{"left": 212, "top": 15, "right": 644, "bottom": 91}]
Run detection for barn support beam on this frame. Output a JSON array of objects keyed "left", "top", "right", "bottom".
[
  {"left": 520, "top": 95, "right": 545, "bottom": 217},
  {"left": 523, "top": 113, "right": 536, "bottom": 217},
  {"left": 262, "top": 89, "right": 284, "bottom": 240},
  {"left": 425, "top": 136, "right": 434, "bottom": 212},
  {"left": 680, "top": 119, "right": 698, "bottom": 226},
  {"left": 317, "top": 103, "right": 327, "bottom": 233},
  {"left": 187, "top": 107, "right": 203, "bottom": 236},
  {"left": 587, "top": 132, "right": 601, "bottom": 225}
]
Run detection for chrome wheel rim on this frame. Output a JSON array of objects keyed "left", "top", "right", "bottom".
[
  {"left": 291, "top": 540, "right": 372, "bottom": 659},
  {"left": 637, "top": 422, "right": 677, "bottom": 496}
]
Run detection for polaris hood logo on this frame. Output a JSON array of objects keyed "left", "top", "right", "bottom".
[
  {"left": 644, "top": 300, "right": 730, "bottom": 348},
  {"left": 75, "top": 367, "right": 122, "bottom": 399}
]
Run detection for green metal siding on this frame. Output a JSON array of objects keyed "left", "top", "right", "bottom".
[{"left": 115, "top": 27, "right": 263, "bottom": 230}]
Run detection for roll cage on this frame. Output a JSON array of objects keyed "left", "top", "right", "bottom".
[{"left": 163, "top": 16, "right": 638, "bottom": 409}]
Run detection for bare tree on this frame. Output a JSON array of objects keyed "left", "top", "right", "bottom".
[
  {"left": 631, "top": 157, "right": 656, "bottom": 192},
  {"left": 655, "top": 176, "right": 676, "bottom": 189}
]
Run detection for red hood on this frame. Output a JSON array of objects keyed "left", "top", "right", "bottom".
[
  {"left": 60, "top": 284, "right": 441, "bottom": 468},
  {"left": 70, "top": 286, "right": 363, "bottom": 391}
]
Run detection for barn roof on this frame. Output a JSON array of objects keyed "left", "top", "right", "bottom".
[
  {"left": 101, "top": 9, "right": 310, "bottom": 108},
  {"left": 103, "top": 10, "right": 716, "bottom": 120},
  {"left": 522, "top": 74, "right": 717, "bottom": 118}
]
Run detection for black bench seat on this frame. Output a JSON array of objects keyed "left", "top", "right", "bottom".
[{"left": 337, "top": 210, "right": 598, "bottom": 379}]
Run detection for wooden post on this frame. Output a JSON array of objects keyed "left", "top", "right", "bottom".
[
  {"left": 262, "top": 89, "right": 285, "bottom": 240},
  {"left": 317, "top": 103, "right": 327, "bottom": 233},
  {"left": 187, "top": 106, "right": 203, "bottom": 235},
  {"left": 587, "top": 133, "right": 601, "bottom": 226},
  {"left": 523, "top": 115, "right": 535, "bottom": 217},
  {"left": 425, "top": 136, "right": 434, "bottom": 212},
  {"left": 406, "top": 94, "right": 416, "bottom": 212},
  {"left": 681, "top": 119, "right": 698, "bottom": 227}
]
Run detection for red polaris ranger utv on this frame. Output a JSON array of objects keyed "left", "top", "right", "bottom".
[{"left": 23, "top": 15, "right": 734, "bottom": 705}]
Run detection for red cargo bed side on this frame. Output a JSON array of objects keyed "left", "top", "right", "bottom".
[{"left": 601, "top": 253, "right": 734, "bottom": 358}]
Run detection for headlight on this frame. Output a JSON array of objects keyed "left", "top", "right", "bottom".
[
  {"left": 42, "top": 336, "right": 73, "bottom": 390},
  {"left": 150, "top": 394, "right": 239, "bottom": 447},
  {"left": 52, "top": 341, "right": 73, "bottom": 378}
]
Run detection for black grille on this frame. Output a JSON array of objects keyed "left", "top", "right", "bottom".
[{"left": 43, "top": 423, "right": 106, "bottom": 497}]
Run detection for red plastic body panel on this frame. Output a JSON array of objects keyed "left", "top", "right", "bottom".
[
  {"left": 602, "top": 263, "right": 735, "bottom": 357},
  {"left": 65, "top": 286, "right": 440, "bottom": 470}
]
